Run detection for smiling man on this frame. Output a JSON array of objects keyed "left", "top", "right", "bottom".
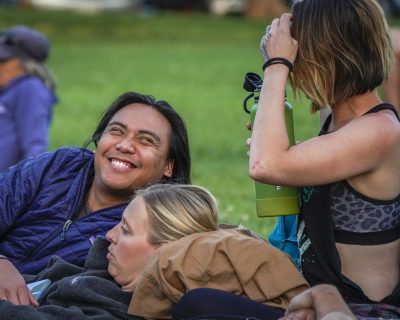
[
  {"left": 89, "top": 103, "right": 174, "bottom": 212},
  {"left": 0, "top": 91, "right": 191, "bottom": 306}
]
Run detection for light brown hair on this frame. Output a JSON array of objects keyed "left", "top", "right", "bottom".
[
  {"left": 135, "top": 184, "right": 218, "bottom": 244},
  {"left": 290, "top": 0, "right": 392, "bottom": 112}
]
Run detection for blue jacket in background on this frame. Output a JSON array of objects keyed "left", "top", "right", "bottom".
[
  {"left": 0, "top": 75, "right": 57, "bottom": 172},
  {"left": 0, "top": 147, "right": 127, "bottom": 274}
]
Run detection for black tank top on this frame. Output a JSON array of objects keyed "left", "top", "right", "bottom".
[
  {"left": 322, "top": 104, "right": 400, "bottom": 244},
  {"left": 298, "top": 103, "right": 400, "bottom": 305}
]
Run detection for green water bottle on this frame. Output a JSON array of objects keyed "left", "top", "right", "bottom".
[{"left": 243, "top": 72, "right": 299, "bottom": 217}]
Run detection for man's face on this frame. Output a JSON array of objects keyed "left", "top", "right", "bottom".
[
  {"left": 106, "top": 196, "right": 157, "bottom": 291},
  {"left": 93, "top": 103, "right": 174, "bottom": 197}
]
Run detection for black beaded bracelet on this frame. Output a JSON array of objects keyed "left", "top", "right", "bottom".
[{"left": 262, "top": 57, "right": 294, "bottom": 72}]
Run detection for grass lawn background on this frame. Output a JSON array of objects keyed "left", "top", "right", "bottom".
[{"left": 0, "top": 7, "right": 322, "bottom": 236}]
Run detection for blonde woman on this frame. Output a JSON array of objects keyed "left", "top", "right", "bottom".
[
  {"left": 106, "top": 183, "right": 219, "bottom": 292},
  {"left": 0, "top": 184, "right": 218, "bottom": 319},
  {"left": 249, "top": 0, "right": 400, "bottom": 316}
]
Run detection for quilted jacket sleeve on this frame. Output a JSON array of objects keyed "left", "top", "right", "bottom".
[{"left": 0, "top": 151, "right": 58, "bottom": 238}]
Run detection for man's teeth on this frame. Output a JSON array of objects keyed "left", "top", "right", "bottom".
[{"left": 112, "top": 159, "right": 130, "bottom": 169}]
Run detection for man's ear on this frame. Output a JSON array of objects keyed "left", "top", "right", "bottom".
[{"left": 163, "top": 159, "right": 174, "bottom": 178}]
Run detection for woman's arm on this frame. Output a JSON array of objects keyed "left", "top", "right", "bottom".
[
  {"left": 249, "top": 14, "right": 400, "bottom": 187},
  {"left": 251, "top": 109, "right": 400, "bottom": 186}
]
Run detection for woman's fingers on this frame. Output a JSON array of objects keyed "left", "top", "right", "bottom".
[
  {"left": 265, "top": 13, "right": 298, "bottom": 62},
  {"left": 279, "top": 13, "right": 293, "bottom": 34}
]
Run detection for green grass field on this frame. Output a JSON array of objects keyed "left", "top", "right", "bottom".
[{"left": 0, "top": 7, "right": 320, "bottom": 236}]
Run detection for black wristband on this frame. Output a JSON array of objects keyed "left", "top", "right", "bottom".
[{"left": 262, "top": 57, "right": 294, "bottom": 72}]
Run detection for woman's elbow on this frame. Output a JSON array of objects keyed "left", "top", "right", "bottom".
[{"left": 249, "top": 161, "right": 277, "bottom": 184}]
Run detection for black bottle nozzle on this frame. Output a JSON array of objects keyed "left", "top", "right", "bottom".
[
  {"left": 243, "top": 72, "right": 263, "bottom": 114},
  {"left": 243, "top": 72, "right": 263, "bottom": 92}
]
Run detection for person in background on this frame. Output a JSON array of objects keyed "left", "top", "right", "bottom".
[
  {"left": 0, "top": 183, "right": 217, "bottom": 319},
  {"left": 0, "top": 91, "right": 191, "bottom": 306},
  {"left": 249, "top": 0, "right": 400, "bottom": 317},
  {"left": 0, "top": 25, "right": 57, "bottom": 172}
]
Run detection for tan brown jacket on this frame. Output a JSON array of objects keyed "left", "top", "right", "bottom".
[{"left": 129, "top": 228, "right": 308, "bottom": 319}]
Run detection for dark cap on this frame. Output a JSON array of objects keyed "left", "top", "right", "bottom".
[{"left": 0, "top": 25, "right": 50, "bottom": 62}]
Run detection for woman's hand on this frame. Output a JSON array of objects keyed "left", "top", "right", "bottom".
[
  {"left": 0, "top": 259, "right": 39, "bottom": 306},
  {"left": 261, "top": 13, "right": 298, "bottom": 64}
]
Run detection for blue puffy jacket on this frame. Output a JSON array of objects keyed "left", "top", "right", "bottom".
[{"left": 0, "top": 147, "right": 127, "bottom": 274}]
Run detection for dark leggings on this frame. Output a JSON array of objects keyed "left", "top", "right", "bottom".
[{"left": 172, "top": 288, "right": 285, "bottom": 320}]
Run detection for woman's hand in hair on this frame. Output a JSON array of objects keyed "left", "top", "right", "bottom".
[{"left": 264, "top": 13, "right": 298, "bottom": 64}]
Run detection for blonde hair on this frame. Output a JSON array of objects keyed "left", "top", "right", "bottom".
[
  {"left": 135, "top": 184, "right": 218, "bottom": 244},
  {"left": 290, "top": 0, "right": 392, "bottom": 112}
]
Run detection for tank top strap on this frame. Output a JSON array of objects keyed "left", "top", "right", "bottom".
[
  {"left": 320, "top": 103, "right": 399, "bottom": 136},
  {"left": 319, "top": 114, "right": 332, "bottom": 135},
  {"left": 363, "top": 103, "right": 400, "bottom": 121}
]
